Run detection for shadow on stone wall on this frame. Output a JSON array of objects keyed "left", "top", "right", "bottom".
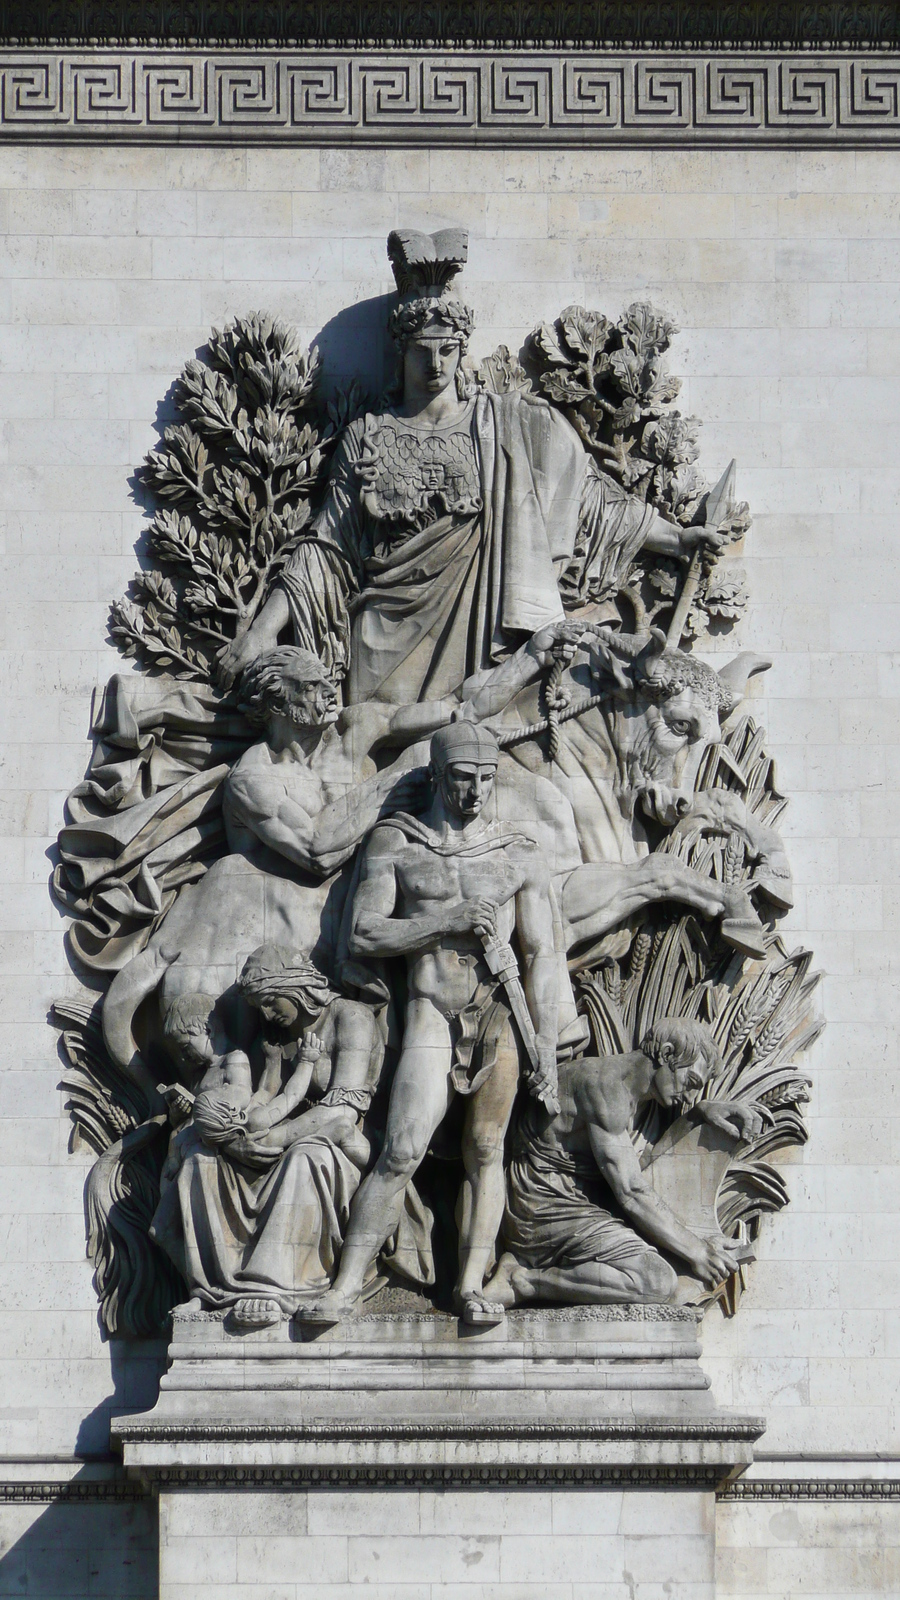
[
  {"left": 313, "top": 291, "right": 397, "bottom": 402},
  {"left": 73, "top": 1339, "right": 169, "bottom": 1458},
  {"left": 0, "top": 1482, "right": 157, "bottom": 1598}
]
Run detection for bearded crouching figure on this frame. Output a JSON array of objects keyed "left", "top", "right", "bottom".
[
  {"left": 57, "top": 225, "right": 817, "bottom": 1341},
  {"left": 486, "top": 1019, "right": 750, "bottom": 1310}
]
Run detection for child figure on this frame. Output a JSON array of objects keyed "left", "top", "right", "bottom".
[
  {"left": 151, "top": 956, "right": 431, "bottom": 1333},
  {"left": 156, "top": 993, "right": 260, "bottom": 1190},
  {"left": 161, "top": 993, "right": 252, "bottom": 1097},
  {"left": 160, "top": 989, "right": 370, "bottom": 1170}
]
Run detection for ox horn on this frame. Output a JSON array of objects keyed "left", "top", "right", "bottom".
[
  {"left": 633, "top": 626, "right": 668, "bottom": 681},
  {"left": 717, "top": 651, "right": 772, "bottom": 711}
]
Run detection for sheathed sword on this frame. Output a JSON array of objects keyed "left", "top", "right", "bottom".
[{"left": 479, "top": 932, "right": 560, "bottom": 1115}]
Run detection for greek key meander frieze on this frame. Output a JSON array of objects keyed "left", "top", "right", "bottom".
[{"left": 3, "top": 49, "right": 900, "bottom": 140}]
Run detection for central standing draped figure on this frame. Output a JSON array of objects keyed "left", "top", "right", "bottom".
[{"left": 219, "top": 228, "right": 663, "bottom": 706}]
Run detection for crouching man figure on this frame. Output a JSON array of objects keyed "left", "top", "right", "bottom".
[
  {"left": 306, "top": 721, "right": 559, "bottom": 1326},
  {"left": 486, "top": 1018, "right": 746, "bottom": 1308}
]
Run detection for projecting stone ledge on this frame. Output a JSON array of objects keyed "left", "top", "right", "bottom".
[{"left": 113, "top": 1305, "right": 764, "bottom": 1493}]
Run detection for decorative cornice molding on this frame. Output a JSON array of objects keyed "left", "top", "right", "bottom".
[
  {"left": 721, "top": 1478, "right": 900, "bottom": 1501},
  {"left": 5, "top": 1471, "right": 899, "bottom": 1499},
  {"left": 143, "top": 1462, "right": 728, "bottom": 1489},
  {"left": 1, "top": 46, "right": 899, "bottom": 144},
  {"left": 2, "top": 4, "right": 899, "bottom": 49},
  {"left": 0, "top": 1481, "right": 147, "bottom": 1502},
  {"left": 114, "top": 1416, "right": 766, "bottom": 1444}
]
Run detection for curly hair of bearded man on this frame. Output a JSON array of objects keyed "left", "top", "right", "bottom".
[{"left": 238, "top": 646, "right": 335, "bottom": 729}]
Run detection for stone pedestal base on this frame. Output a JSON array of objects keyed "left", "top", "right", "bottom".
[
  {"left": 115, "top": 1305, "right": 763, "bottom": 1598},
  {"left": 154, "top": 1483, "right": 719, "bottom": 1598}
]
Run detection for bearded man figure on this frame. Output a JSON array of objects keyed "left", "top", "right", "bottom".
[
  {"left": 102, "top": 624, "right": 583, "bottom": 1084},
  {"left": 219, "top": 228, "right": 723, "bottom": 707},
  {"left": 485, "top": 1018, "right": 748, "bottom": 1310}
]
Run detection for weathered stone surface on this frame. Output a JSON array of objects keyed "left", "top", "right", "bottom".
[
  {"left": 0, "top": 49, "right": 899, "bottom": 147},
  {"left": 47, "top": 225, "right": 815, "bottom": 1346},
  {"left": 0, "top": 132, "right": 897, "bottom": 1598}
]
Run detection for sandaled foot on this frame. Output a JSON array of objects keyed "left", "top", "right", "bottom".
[
  {"left": 299, "top": 1289, "right": 361, "bottom": 1326},
  {"left": 456, "top": 1289, "right": 507, "bottom": 1326},
  {"left": 231, "top": 1297, "right": 282, "bottom": 1329},
  {"left": 171, "top": 1297, "right": 203, "bottom": 1317}
]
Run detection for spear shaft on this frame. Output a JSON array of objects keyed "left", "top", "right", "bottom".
[{"left": 665, "top": 458, "right": 736, "bottom": 649}]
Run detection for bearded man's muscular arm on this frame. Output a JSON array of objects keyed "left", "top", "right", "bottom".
[
  {"left": 224, "top": 760, "right": 321, "bottom": 868},
  {"left": 578, "top": 1072, "right": 737, "bottom": 1280},
  {"left": 226, "top": 759, "right": 421, "bottom": 878}
]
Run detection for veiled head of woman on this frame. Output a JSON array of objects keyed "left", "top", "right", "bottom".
[{"left": 239, "top": 942, "right": 336, "bottom": 1030}]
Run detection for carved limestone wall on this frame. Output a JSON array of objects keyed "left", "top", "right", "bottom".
[{"left": 0, "top": 125, "right": 897, "bottom": 1599}]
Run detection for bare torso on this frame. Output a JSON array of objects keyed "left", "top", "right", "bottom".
[
  {"left": 389, "top": 827, "right": 535, "bottom": 1013},
  {"left": 537, "top": 1054, "right": 644, "bottom": 1158}
]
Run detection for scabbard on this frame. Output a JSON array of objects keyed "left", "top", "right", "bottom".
[{"left": 479, "top": 935, "right": 546, "bottom": 1088}]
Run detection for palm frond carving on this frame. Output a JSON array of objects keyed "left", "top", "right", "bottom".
[
  {"left": 54, "top": 998, "right": 185, "bottom": 1336},
  {"left": 576, "top": 712, "right": 819, "bottom": 1314}
]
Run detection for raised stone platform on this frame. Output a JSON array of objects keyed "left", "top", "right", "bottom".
[{"left": 114, "top": 1305, "right": 763, "bottom": 1493}]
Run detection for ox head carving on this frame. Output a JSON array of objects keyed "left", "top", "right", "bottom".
[{"left": 586, "top": 627, "right": 771, "bottom": 817}]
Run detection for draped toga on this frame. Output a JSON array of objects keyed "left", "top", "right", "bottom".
[
  {"left": 503, "top": 1101, "right": 660, "bottom": 1272},
  {"left": 278, "top": 390, "right": 654, "bottom": 706},
  {"left": 151, "top": 1122, "right": 435, "bottom": 1314}
]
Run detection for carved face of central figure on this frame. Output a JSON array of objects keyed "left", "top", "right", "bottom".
[
  {"left": 438, "top": 758, "right": 497, "bottom": 821},
  {"left": 403, "top": 334, "right": 462, "bottom": 402},
  {"left": 257, "top": 995, "right": 301, "bottom": 1028}
]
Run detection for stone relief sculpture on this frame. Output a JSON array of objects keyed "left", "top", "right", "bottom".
[{"left": 53, "top": 226, "right": 820, "bottom": 1338}]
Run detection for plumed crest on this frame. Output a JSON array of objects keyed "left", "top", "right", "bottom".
[{"left": 387, "top": 228, "right": 468, "bottom": 294}]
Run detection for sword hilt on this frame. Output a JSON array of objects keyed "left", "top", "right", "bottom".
[{"left": 480, "top": 934, "right": 518, "bottom": 982}]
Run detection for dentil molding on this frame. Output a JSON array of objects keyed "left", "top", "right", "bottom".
[
  {"left": 3, "top": 1472, "right": 900, "bottom": 1499},
  {"left": 2, "top": 2, "right": 899, "bottom": 47}
]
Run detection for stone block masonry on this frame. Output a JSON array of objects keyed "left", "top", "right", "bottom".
[{"left": 0, "top": 123, "right": 899, "bottom": 1597}]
